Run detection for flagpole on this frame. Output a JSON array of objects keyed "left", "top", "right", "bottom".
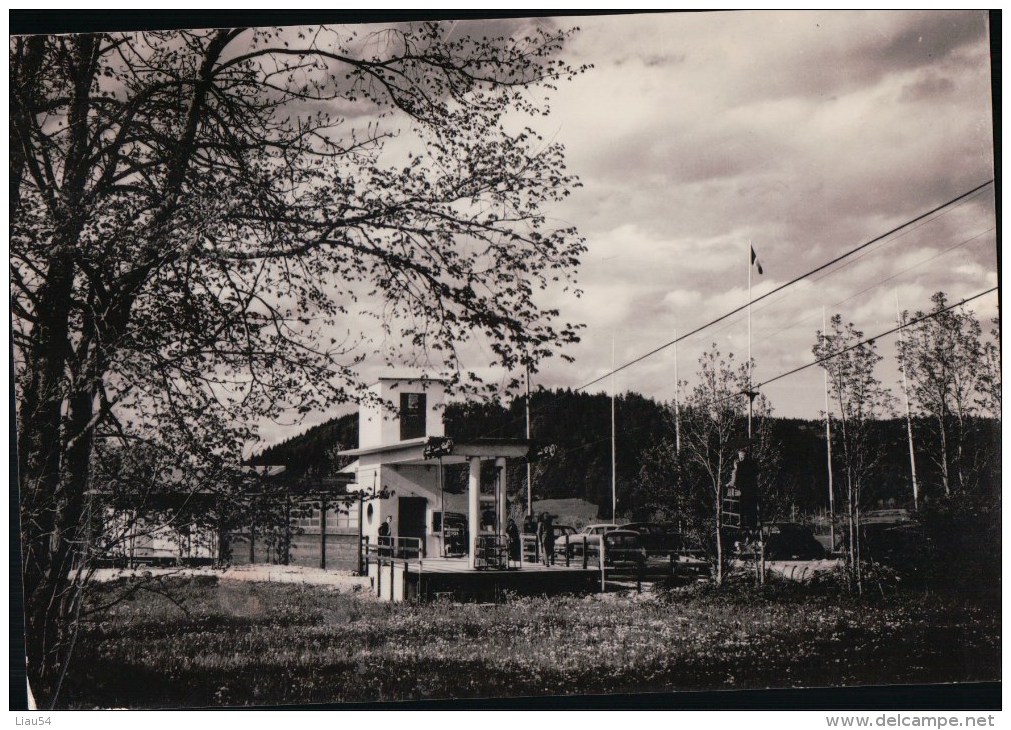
[
  {"left": 822, "top": 307, "right": 835, "bottom": 552},
  {"left": 673, "top": 325, "right": 680, "bottom": 455},
  {"left": 895, "top": 291, "right": 919, "bottom": 511},
  {"left": 611, "top": 335, "right": 617, "bottom": 522},
  {"left": 747, "top": 240, "right": 753, "bottom": 440}
]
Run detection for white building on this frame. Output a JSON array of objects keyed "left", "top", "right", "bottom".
[{"left": 339, "top": 376, "right": 531, "bottom": 569}]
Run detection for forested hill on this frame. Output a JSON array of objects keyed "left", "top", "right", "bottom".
[
  {"left": 247, "top": 413, "right": 358, "bottom": 478},
  {"left": 247, "top": 388, "right": 999, "bottom": 518}
]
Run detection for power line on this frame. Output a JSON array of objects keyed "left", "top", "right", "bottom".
[
  {"left": 679, "top": 208, "right": 994, "bottom": 355},
  {"left": 750, "top": 225, "right": 995, "bottom": 341},
  {"left": 533, "top": 285, "right": 999, "bottom": 462},
  {"left": 756, "top": 286, "right": 998, "bottom": 391},
  {"left": 574, "top": 179, "right": 995, "bottom": 392},
  {"left": 464, "top": 180, "right": 996, "bottom": 443}
]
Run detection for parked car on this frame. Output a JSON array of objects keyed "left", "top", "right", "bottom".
[
  {"left": 553, "top": 523, "right": 617, "bottom": 561},
  {"left": 580, "top": 523, "right": 621, "bottom": 539},
  {"left": 551, "top": 525, "right": 577, "bottom": 542},
  {"left": 601, "top": 529, "right": 647, "bottom": 571},
  {"left": 622, "top": 522, "right": 686, "bottom": 556},
  {"left": 670, "top": 551, "right": 712, "bottom": 583},
  {"left": 762, "top": 522, "right": 826, "bottom": 560}
]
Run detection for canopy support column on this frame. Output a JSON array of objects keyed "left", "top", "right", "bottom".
[
  {"left": 468, "top": 457, "right": 481, "bottom": 570},
  {"left": 496, "top": 457, "right": 508, "bottom": 536}
]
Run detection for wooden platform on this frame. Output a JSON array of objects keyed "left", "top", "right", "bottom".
[{"left": 364, "top": 556, "right": 602, "bottom": 602}]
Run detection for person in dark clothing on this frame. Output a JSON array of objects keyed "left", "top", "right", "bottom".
[
  {"left": 507, "top": 518, "right": 521, "bottom": 563},
  {"left": 731, "top": 449, "right": 760, "bottom": 529},
  {"left": 535, "top": 513, "right": 547, "bottom": 564},
  {"left": 540, "top": 513, "right": 556, "bottom": 566},
  {"left": 377, "top": 516, "right": 393, "bottom": 557}
]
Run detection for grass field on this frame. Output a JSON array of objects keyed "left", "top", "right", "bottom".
[{"left": 60, "top": 576, "right": 1000, "bottom": 708}]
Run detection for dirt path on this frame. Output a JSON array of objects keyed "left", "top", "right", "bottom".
[{"left": 91, "top": 564, "right": 372, "bottom": 592}]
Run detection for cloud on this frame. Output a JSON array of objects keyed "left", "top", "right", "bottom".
[
  {"left": 250, "top": 11, "right": 997, "bottom": 444},
  {"left": 899, "top": 73, "right": 957, "bottom": 102},
  {"left": 517, "top": 12, "right": 995, "bottom": 418}
]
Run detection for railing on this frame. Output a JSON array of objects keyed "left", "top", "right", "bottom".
[{"left": 379, "top": 535, "right": 423, "bottom": 559}]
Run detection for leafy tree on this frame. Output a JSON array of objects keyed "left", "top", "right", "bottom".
[
  {"left": 12, "top": 22, "right": 587, "bottom": 705},
  {"left": 896, "top": 292, "right": 993, "bottom": 497},
  {"left": 675, "top": 345, "right": 776, "bottom": 585},
  {"left": 634, "top": 410, "right": 683, "bottom": 523},
  {"left": 975, "top": 316, "right": 1001, "bottom": 420},
  {"left": 813, "top": 315, "right": 895, "bottom": 593}
]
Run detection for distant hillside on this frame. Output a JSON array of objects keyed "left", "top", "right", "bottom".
[
  {"left": 247, "top": 413, "right": 358, "bottom": 478},
  {"left": 245, "top": 389, "right": 1000, "bottom": 519}
]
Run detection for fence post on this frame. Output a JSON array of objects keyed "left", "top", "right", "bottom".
[
  {"left": 376, "top": 556, "right": 382, "bottom": 598},
  {"left": 582, "top": 536, "right": 588, "bottom": 570},
  {"left": 403, "top": 560, "right": 409, "bottom": 603},
  {"left": 565, "top": 534, "right": 571, "bottom": 567},
  {"left": 390, "top": 559, "right": 395, "bottom": 601},
  {"left": 534, "top": 535, "right": 540, "bottom": 565},
  {"left": 250, "top": 519, "right": 255, "bottom": 564},
  {"left": 520, "top": 534, "right": 525, "bottom": 568}
]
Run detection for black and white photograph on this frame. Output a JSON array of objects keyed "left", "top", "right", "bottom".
[{"left": 10, "top": 10, "right": 1000, "bottom": 712}]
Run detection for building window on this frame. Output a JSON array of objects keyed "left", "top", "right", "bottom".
[{"left": 400, "top": 392, "right": 426, "bottom": 440}]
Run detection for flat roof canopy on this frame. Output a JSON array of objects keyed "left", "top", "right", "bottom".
[{"left": 337, "top": 436, "right": 533, "bottom": 465}]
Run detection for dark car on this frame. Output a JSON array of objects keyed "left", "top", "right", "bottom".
[
  {"left": 852, "top": 519, "right": 924, "bottom": 567},
  {"left": 762, "top": 522, "right": 826, "bottom": 560},
  {"left": 601, "top": 529, "right": 647, "bottom": 571},
  {"left": 622, "top": 522, "right": 680, "bottom": 555}
]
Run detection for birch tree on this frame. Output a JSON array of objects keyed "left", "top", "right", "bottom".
[
  {"left": 896, "top": 292, "right": 990, "bottom": 495},
  {"left": 814, "top": 315, "right": 894, "bottom": 593},
  {"left": 677, "top": 346, "right": 775, "bottom": 585}
]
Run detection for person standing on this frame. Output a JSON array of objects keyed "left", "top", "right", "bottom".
[
  {"left": 732, "top": 449, "right": 759, "bottom": 530},
  {"left": 541, "top": 513, "right": 556, "bottom": 566},
  {"left": 378, "top": 515, "right": 393, "bottom": 558},
  {"left": 507, "top": 518, "right": 521, "bottom": 564}
]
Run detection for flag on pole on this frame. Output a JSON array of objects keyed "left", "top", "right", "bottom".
[{"left": 750, "top": 245, "right": 764, "bottom": 275}]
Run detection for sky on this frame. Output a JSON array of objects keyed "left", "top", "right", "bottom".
[
  {"left": 257, "top": 10, "right": 998, "bottom": 446},
  {"left": 523, "top": 10, "right": 997, "bottom": 413}
]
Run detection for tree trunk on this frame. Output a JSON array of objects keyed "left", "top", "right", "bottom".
[
  {"left": 936, "top": 407, "right": 951, "bottom": 497},
  {"left": 853, "top": 477, "right": 862, "bottom": 595},
  {"left": 23, "top": 374, "right": 98, "bottom": 707},
  {"left": 714, "top": 496, "right": 724, "bottom": 586}
]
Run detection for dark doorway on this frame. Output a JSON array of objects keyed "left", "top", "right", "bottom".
[{"left": 398, "top": 497, "right": 428, "bottom": 557}]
